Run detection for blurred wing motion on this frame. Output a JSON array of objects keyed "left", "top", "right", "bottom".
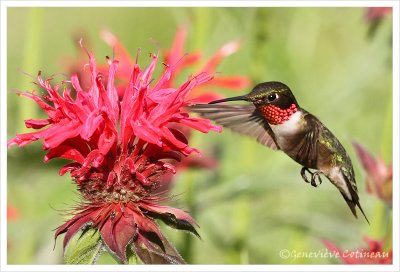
[{"left": 189, "top": 104, "right": 279, "bottom": 150}]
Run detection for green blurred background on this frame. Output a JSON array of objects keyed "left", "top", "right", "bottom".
[{"left": 7, "top": 7, "right": 392, "bottom": 264}]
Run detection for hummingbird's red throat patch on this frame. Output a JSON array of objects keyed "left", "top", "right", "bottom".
[{"left": 260, "top": 103, "right": 298, "bottom": 125}]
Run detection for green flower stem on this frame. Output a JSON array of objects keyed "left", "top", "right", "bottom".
[{"left": 18, "top": 8, "right": 43, "bottom": 133}]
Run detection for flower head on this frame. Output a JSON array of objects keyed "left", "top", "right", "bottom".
[
  {"left": 8, "top": 44, "right": 220, "bottom": 263},
  {"left": 96, "top": 28, "right": 250, "bottom": 188},
  {"left": 352, "top": 142, "right": 392, "bottom": 206},
  {"left": 323, "top": 236, "right": 392, "bottom": 264}
]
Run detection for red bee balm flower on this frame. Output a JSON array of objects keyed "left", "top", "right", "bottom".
[
  {"left": 8, "top": 47, "right": 221, "bottom": 264},
  {"left": 352, "top": 142, "right": 392, "bottom": 207}
]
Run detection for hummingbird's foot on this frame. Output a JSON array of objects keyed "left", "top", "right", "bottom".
[
  {"left": 300, "top": 167, "right": 323, "bottom": 187},
  {"left": 300, "top": 167, "right": 313, "bottom": 183},
  {"left": 310, "top": 171, "right": 323, "bottom": 187}
]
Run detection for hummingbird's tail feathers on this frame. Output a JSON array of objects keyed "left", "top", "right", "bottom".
[
  {"left": 340, "top": 193, "right": 370, "bottom": 225},
  {"left": 356, "top": 201, "right": 370, "bottom": 225},
  {"left": 340, "top": 175, "right": 370, "bottom": 224},
  {"left": 341, "top": 192, "right": 358, "bottom": 218},
  {"left": 188, "top": 104, "right": 279, "bottom": 150}
]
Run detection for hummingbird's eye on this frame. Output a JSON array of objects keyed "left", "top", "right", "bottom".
[{"left": 267, "top": 93, "right": 278, "bottom": 102}]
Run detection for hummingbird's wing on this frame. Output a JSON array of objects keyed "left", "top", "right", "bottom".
[
  {"left": 188, "top": 104, "right": 279, "bottom": 150},
  {"left": 294, "top": 113, "right": 321, "bottom": 167}
]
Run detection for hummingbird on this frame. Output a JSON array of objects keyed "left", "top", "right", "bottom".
[{"left": 190, "top": 81, "right": 369, "bottom": 223}]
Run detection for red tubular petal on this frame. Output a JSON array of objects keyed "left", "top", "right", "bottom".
[
  {"left": 141, "top": 53, "right": 158, "bottom": 85},
  {"left": 177, "top": 117, "right": 222, "bottom": 133},
  {"left": 187, "top": 93, "right": 224, "bottom": 104},
  {"left": 62, "top": 215, "right": 94, "bottom": 249},
  {"left": 97, "top": 123, "right": 117, "bottom": 156},
  {"left": 177, "top": 73, "right": 214, "bottom": 100},
  {"left": 353, "top": 142, "right": 378, "bottom": 177},
  {"left": 133, "top": 212, "right": 164, "bottom": 243},
  {"left": 42, "top": 121, "right": 81, "bottom": 150},
  {"left": 161, "top": 162, "right": 176, "bottom": 174},
  {"left": 141, "top": 203, "right": 197, "bottom": 227},
  {"left": 178, "top": 52, "right": 201, "bottom": 69},
  {"left": 100, "top": 211, "right": 137, "bottom": 263},
  {"left": 147, "top": 88, "right": 175, "bottom": 103},
  {"left": 161, "top": 127, "right": 188, "bottom": 151},
  {"left": 133, "top": 233, "right": 185, "bottom": 264},
  {"left": 126, "top": 157, "right": 136, "bottom": 174},
  {"left": 80, "top": 112, "right": 104, "bottom": 140},
  {"left": 201, "top": 41, "right": 240, "bottom": 73},
  {"left": 166, "top": 26, "right": 187, "bottom": 65},
  {"left": 7, "top": 131, "right": 42, "bottom": 148},
  {"left": 106, "top": 59, "right": 120, "bottom": 124},
  {"left": 135, "top": 172, "right": 149, "bottom": 185},
  {"left": 59, "top": 162, "right": 81, "bottom": 176},
  {"left": 72, "top": 149, "right": 101, "bottom": 177},
  {"left": 24, "top": 118, "right": 52, "bottom": 129},
  {"left": 70, "top": 74, "right": 83, "bottom": 93},
  {"left": 206, "top": 75, "right": 252, "bottom": 90},
  {"left": 100, "top": 30, "right": 134, "bottom": 75},
  {"left": 55, "top": 208, "right": 98, "bottom": 249},
  {"left": 131, "top": 118, "right": 162, "bottom": 146},
  {"left": 106, "top": 171, "right": 116, "bottom": 189},
  {"left": 44, "top": 145, "right": 85, "bottom": 164},
  {"left": 18, "top": 92, "right": 56, "bottom": 118}
]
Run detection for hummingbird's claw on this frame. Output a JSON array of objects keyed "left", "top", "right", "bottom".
[
  {"left": 300, "top": 167, "right": 313, "bottom": 183},
  {"left": 310, "top": 171, "right": 323, "bottom": 187},
  {"left": 300, "top": 167, "right": 323, "bottom": 187}
]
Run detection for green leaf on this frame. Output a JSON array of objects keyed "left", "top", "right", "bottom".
[
  {"left": 127, "top": 245, "right": 138, "bottom": 264},
  {"left": 64, "top": 228, "right": 103, "bottom": 264}
]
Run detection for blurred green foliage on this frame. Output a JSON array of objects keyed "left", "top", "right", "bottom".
[{"left": 7, "top": 7, "right": 392, "bottom": 264}]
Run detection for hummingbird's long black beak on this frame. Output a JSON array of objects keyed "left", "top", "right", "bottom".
[{"left": 208, "top": 95, "right": 249, "bottom": 104}]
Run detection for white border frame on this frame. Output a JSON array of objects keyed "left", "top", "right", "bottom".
[{"left": 1, "top": 1, "right": 399, "bottom": 272}]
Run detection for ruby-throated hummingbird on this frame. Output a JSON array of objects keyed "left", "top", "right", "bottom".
[{"left": 190, "top": 81, "right": 369, "bottom": 223}]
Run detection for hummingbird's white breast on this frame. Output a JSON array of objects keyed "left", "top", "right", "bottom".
[
  {"left": 269, "top": 110, "right": 303, "bottom": 136},
  {"left": 268, "top": 110, "right": 304, "bottom": 149}
]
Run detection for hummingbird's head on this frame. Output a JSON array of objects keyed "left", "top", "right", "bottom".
[
  {"left": 208, "top": 81, "right": 299, "bottom": 125},
  {"left": 209, "top": 81, "right": 298, "bottom": 108},
  {"left": 246, "top": 81, "right": 298, "bottom": 108}
]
